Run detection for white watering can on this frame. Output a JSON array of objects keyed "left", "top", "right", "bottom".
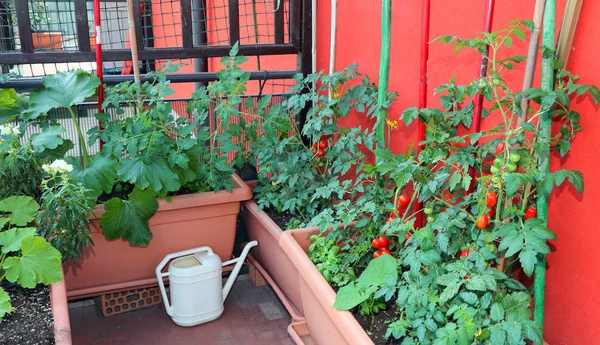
[{"left": 155, "top": 241, "right": 258, "bottom": 327}]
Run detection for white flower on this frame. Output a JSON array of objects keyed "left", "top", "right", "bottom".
[
  {"left": 0, "top": 125, "right": 12, "bottom": 135},
  {"left": 44, "top": 159, "right": 73, "bottom": 174},
  {"left": 50, "top": 159, "right": 73, "bottom": 173},
  {"left": 11, "top": 126, "right": 20, "bottom": 135}
]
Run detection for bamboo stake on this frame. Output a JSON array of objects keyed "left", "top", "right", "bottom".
[
  {"left": 533, "top": 0, "right": 556, "bottom": 337},
  {"left": 518, "top": 0, "right": 546, "bottom": 126},
  {"left": 557, "top": 0, "right": 584, "bottom": 67},
  {"left": 126, "top": 0, "right": 141, "bottom": 87}
]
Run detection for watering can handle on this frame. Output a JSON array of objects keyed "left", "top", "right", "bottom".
[{"left": 155, "top": 246, "right": 215, "bottom": 316}]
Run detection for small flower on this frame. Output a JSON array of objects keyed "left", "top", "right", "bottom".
[
  {"left": 0, "top": 125, "right": 12, "bottom": 135},
  {"left": 386, "top": 120, "right": 399, "bottom": 130},
  {"left": 11, "top": 126, "right": 20, "bottom": 135},
  {"left": 42, "top": 164, "right": 51, "bottom": 173},
  {"left": 271, "top": 181, "right": 277, "bottom": 186}
]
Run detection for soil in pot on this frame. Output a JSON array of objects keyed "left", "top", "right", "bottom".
[
  {"left": 264, "top": 208, "right": 294, "bottom": 230},
  {"left": 353, "top": 305, "right": 399, "bottom": 345},
  {"left": 0, "top": 282, "right": 55, "bottom": 345}
]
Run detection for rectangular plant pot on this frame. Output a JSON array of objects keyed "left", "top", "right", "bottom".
[
  {"left": 63, "top": 174, "right": 252, "bottom": 299},
  {"left": 279, "top": 227, "right": 374, "bottom": 345},
  {"left": 50, "top": 276, "right": 72, "bottom": 345},
  {"left": 242, "top": 199, "right": 304, "bottom": 321}
]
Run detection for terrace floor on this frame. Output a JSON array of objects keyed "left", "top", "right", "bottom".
[{"left": 69, "top": 277, "right": 294, "bottom": 345}]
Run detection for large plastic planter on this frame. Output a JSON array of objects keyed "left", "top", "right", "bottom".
[
  {"left": 279, "top": 227, "right": 374, "bottom": 345},
  {"left": 242, "top": 200, "right": 304, "bottom": 321},
  {"left": 63, "top": 174, "right": 252, "bottom": 298},
  {"left": 50, "top": 277, "right": 72, "bottom": 345}
]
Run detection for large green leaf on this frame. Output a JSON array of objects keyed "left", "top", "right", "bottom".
[
  {"left": 0, "top": 89, "right": 29, "bottom": 124},
  {"left": 3, "top": 235, "right": 63, "bottom": 288},
  {"left": 0, "top": 287, "right": 11, "bottom": 319},
  {"left": 0, "top": 227, "right": 37, "bottom": 253},
  {"left": 26, "top": 71, "right": 100, "bottom": 120},
  {"left": 0, "top": 196, "right": 40, "bottom": 226},
  {"left": 99, "top": 188, "right": 159, "bottom": 246},
  {"left": 333, "top": 282, "right": 373, "bottom": 310},
  {"left": 70, "top": 153, "right": 117, "bottom": 201},
  {"left": 117, "top": 156, "right": 181, "bottom": 194},
  {"left": 31, "top": 126, "right": 67, "bottom": 152},
  {"left": 357, "top": 254, "right": 398, "bottom": 289}
]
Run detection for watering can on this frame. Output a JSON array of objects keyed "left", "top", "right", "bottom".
[{"left": 155, "top": 241, "right": 258, "bottom": 327}]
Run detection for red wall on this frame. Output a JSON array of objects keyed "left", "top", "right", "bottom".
[{"left": 315, "top": 1, "right": 599, "bottom": 344}]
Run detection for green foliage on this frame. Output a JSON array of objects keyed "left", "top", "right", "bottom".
[
  {"left": 36, "top": 166, "right": 93, "bottom": 262},
  {"left": 99, "top": 188, "right": 159, "bottom": 246},
  {"left": 251, "top": 65, "right": 378, "bottom": 228},
  {"left": 308, "top": 234, "right": 355, "bottom": 288},
  {"left": 0, "top": 126, "right": 44, "bottom": 199},
  {"left": 334, "top": 254, "right": 397, "bottom": 315},
  {"left": 304, "top": 21, "right": 598, "bottom": 344},
  {"left": 0, "top": 196, "right": 63, "bottom": 320}
]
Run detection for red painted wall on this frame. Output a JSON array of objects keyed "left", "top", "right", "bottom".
[{"left": 315, "top": 1, "right": 599, "bottom": 344}]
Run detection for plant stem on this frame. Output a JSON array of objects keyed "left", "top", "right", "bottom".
[{"left": 68, "top": 107, "right": 89, "bottom": 168}]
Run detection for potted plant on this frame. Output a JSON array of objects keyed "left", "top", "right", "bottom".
[
  {"left": 0, "top": 45, "right": 257, "bottom": 297},
  {"left": 242, "top": 65, "right": 386, "bottom": 318},
  {"left": 0, "top": 191, "right": 68, "bottom": 344},
  {"left": 280, "top": 22, "right": 600, "bottom": 344}
]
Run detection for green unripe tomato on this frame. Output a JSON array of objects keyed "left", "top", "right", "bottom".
[
  {"left": 488, "top": 244, "right": 496, "bottom": 253},
  {"left": 424, "top": 207, "right": 434, "bottom": 215},
  {"left": 490, "top": 166, "right": 500, "bottom": 174},
  {"left": 492, "top": 78, "right": 501, "bottom": 86},
  {"left": 427, "top": 216, "right": 435, "bottom": 223},
  {"left": 491, "top": 175, "right": 501, "bottom": 184},
  {"left": 506, "top": 162, "right": 517, "bottom": 172},
  {"left": 478, "top": 79, "right": 487, "bottom": 88},
  {"left": 494, "top": 157, "right": 504, "bottom": 166},
  {"left": 509, "top": 152, "right": 521, "bottom": 163}
]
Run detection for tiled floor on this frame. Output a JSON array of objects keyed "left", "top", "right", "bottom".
[{"left": 69, "top": 278, "right": 295, "bottom": 345}]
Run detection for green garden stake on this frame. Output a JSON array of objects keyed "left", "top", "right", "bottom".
[
  {"left": 534, "top": 0, "right": 556, "bottom": 336},
  {"left": 376, "top": 0, "right": 392, "bottom": 149}
]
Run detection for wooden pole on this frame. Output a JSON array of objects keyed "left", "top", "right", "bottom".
[
  {"left": 518, "top": 0, "right": 546, "bottom": 126},
  {"left": 557, "top": 0, "right": 584, "bottom": 66},
  {"left": 126, "top": 0, "right": 141, "bottom": 87}
]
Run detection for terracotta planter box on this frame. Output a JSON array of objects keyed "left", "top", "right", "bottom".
[
  {"left": 31, "top": 31, "right": 63, "bottom": 50},
  {"left": 242, "top": 200, "right": 304, "bottom": 321},
  {"left": 64, "top": 174, "right": 252, "bottom": 298},
  {"left": 50, "top": 277, "right": 72, "bottom": 345},
  {"left": 280, "top": 227, "right": 374, "bottom": 345}
]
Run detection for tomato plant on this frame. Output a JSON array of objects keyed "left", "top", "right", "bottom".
[{"left": 307, "top": 21, "right": 599, "bottom": 345}]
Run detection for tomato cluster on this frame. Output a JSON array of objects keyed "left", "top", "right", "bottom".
[
  {"left": 372, "top": 236, "right": 392, "bottom": 258},
  {"left": 490, "top": 142, "right": 521, "bottom": 184},
  {"left": 311, "top": 135, "right": 330, "bottom": 174}
]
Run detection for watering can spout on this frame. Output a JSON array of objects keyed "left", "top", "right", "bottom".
[{"left": 222, "top": 240, "right": 258, "bottom": 301}]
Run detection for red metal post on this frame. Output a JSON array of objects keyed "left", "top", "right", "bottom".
[
  {"left": 416, "top": 0, "right": 431, "bottom": 227},
  {"left": 468, "top": 0, "right": 495, "bottom": 189},
  {"left": 471, "top": 0, "right": 495, "bottom": 134},
  {"left": 94, "top": 0, "right": 104, "bottom": 149}
]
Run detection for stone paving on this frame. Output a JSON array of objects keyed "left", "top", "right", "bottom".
[{"left": 69, "top": 278, "right": 294, "bottom": 345}]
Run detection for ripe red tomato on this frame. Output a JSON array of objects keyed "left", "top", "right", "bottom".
[
  {"left": 459, "top": 248, "right": 471, "bottom": 258},
  {"left": 496, "top": 142, "right": 505, "bottom": 154},
  {"left": 377, "top": 237, "right": 389, "bottom": 248},
  {"left": 404, "top": 232, "right": 412, "bottom": 243},
  {"left": 486, "top": 191, "right": 497, "bottom": 207},
  {"left": 525, "top": 207, "right": 537, "bottom": 220},
  {"left": 316, "top": 149, "right": 325, "bottom": 158},
  {"left": 372, "top": 238, "right": 381, "bottom": 249},
  {"left": 373, "top": 251, "right": 382, "bottom": 259},
  {"left": 464, "top": 274, "right": 470, "bottom": 280},
  {"left": 311, "top": 146, "right": 317, "bottom": 154},
  {"left": 476, "top": 215, "right": 490, "bottom": 229},
  {"left": 397, "top": 194, "right": 411, "bottom": 208},
  {"left": 318, "top": 140, "right": 328, "bottom": 149},
  {"left": 488, "top": 208, "right": 495, "bottom": 218},
  {"left": 380, "top": 248, "right": 392, "bottom": 256}
]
